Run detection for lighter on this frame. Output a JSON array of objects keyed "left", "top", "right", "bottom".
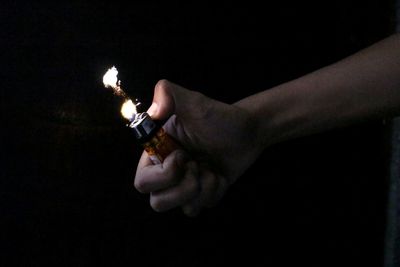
[
  {"left": 128, "top": 112, "right": 179, "bottom": 164},
  {"left": 103, "top": 66, "right": 178, "bottom": 164}
]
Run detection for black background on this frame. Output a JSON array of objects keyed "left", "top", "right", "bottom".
[{"left": 1, "top": 1, "right": 396, "bottom": 266}]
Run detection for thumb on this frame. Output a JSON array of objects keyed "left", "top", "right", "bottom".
[
  {"left": 147, "top": 79, "right": 175, "bottom": 120},
  {"left": 147, "top": 79, "right": 210, "bottom": 121}
]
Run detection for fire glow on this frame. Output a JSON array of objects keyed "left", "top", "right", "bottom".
[
  {"left": 102, "top": 66, "right": 140, "bottom": 121},
  {"left": 102, "top": 66, "right": 178, "bottom": 165},
  {"left": 121, "top": 99, "right": 137, "bottom": 121}
]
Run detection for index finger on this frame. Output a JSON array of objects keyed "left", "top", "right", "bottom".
[
  {"left": 137, "top": 150, "right": 153, "bottom": 170},
  {"left": 134, "top": 149, "right": 189, "bottom": 193}
]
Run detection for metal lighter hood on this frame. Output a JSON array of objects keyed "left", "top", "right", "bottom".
[{"left": 128, "top": 112, "right": 159, "bottom": 142}]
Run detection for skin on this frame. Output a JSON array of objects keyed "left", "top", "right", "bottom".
[{"left": 135, "top": 33, "right": 400, "bottom": 216}]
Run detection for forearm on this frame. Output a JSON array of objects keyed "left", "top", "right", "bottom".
[{"left": 235, "top": 33, "right": 400, "bottom": 148}]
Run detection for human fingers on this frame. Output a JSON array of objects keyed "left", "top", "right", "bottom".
[
  {"left": 147, "top": 79, "right": 214, "bottom": 122},
  {"left": 149, "top": 161, "right": 200, "bottom": 212},
  {"left": 147, "top": 80, "right": 175, "bottom": 120},
  {"left": 134, "top": 149, "right": 189, "bottom": 193},
  {"left": 182, "top": 168, "right": 229, "bottom": 217}
]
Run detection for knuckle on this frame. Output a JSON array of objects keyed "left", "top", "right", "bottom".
[
  {"left": 134, "top": 177, "right": 147, "bottom": 193},
  {"left": 164, "top": 163, "right": 183, "bottom": 186},
  {"left": 187, "top": 177, "right": 201, "bottom": 197},
  {"left": 155, "top": 79, "right": 171, "bottom": 93},
  {"left": 150, "top": 197, "right": 165, "bottom": 212}
]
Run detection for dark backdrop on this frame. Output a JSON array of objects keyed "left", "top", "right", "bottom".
[{"left": 1, "top": 1, "right": 395, "bottom": 266}]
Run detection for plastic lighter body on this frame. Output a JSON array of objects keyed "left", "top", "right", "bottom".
[{"left": 129, "top": 112, "right": 178, "bottom": 164}]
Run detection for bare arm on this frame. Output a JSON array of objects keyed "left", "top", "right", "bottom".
[
  {"left": 135, "top": 34, "right": 400, "bottom": 216},
  {"left": 235, "top": 33, "right": 400, "bottom": 147}
]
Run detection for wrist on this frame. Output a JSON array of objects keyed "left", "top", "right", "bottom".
[
  {"left": 234, "top": 80, "right": 312, "bottom": 149},
  {"left": 233, "top": 89, "right": 283, "bottom": 149}
]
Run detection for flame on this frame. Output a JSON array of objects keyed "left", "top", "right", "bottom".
[
  {"left": 121, "top": 99, "right": 137, "bottom": 121},
  {"left": 103, "top": 66, "right": 139, "bottom": 121},
  {"left": 103, "top": 66, "right": 119, "bottom": 89},
  {"left": 102, "top": 66, "right": 126, "bottom": 98}
]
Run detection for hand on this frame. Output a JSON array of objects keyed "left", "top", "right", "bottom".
[{"left": 134, "top": 80, "right": 262, "bottom": 216}]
